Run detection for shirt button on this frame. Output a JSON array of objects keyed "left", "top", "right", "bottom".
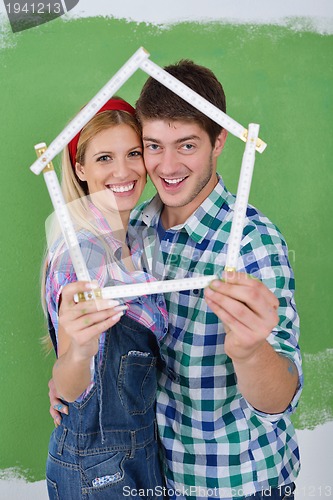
[{"left": 193, "top": 289, "right": 199, "bottom": 295}]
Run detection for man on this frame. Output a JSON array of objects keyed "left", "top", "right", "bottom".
[{"left": 51, "top": 60, "right": 302, "bottom": 499}]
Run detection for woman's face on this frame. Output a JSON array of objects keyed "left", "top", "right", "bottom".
[{"left": 75, "top": 124, "right": 146, "bottom": 216}]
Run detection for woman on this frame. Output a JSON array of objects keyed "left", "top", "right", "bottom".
[{"left": 43, "top": 98, "right": 168, "bottom": 499}]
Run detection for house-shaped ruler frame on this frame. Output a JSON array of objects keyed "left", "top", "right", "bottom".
[{"left": 31, "top": 47, "right": 264, "bottom": 301}]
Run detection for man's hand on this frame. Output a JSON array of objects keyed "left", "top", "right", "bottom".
[
  {"left": 204, "top": 270, "right": 298, "bottom": 414},
  {"left": 204, "top": 270, "right": 279, "bottom": 362}
]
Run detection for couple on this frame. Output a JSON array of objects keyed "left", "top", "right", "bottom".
[{"left": 45, "top": 59, "right": 302, "bottom": 500}]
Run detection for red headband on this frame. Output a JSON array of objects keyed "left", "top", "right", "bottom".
[{"left": 67, "top": 98, "right": 136, "bottom": 168}]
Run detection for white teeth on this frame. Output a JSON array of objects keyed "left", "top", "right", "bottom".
[
  {"left": 164, "top": 177, "right": 185, "bottom": 184},
  {"left": 108, "top": 182, "right": 135, "bottom": 193}
]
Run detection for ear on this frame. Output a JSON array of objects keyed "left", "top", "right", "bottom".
[
  {"left": 75, "top": 162, "right": 86, "bottom": 181},
  {"left": 212, "top": 128, "right": 228, "bottom": 158}
]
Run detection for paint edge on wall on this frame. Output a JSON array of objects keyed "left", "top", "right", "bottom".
[
  {"left": 54, "top": 14, "right": 333, "bottom": 35},
  {"left": 59, "top": 0, "right": 333, "bottom": 35},
  {"left": 295, "top": 349, "right": 333, "bottom": 429},
  {"left": 0, "top": 422, "right": 332, "bottom": 499},
  {"left": 0, "top": 468, "right": 47, "bottom": 499},
  {"left": 0, "top": 10, "right": 333, "bottom": 35}
]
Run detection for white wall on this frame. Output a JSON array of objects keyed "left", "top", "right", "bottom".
[
  {"left": 1, "top": 0, "right": 333, "bottom": 32},
  {"left": 69, "top": 0, "right": 333, "bottom": 33},
  {"left": 0, "top": 422, "right": 332, "bottom": 499}
]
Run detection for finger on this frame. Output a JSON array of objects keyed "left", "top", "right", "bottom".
[
  {"left": 219, "top": 272, "right": 278, "bottom": 308},
  {"left": 223, "top": 272, "right": 279, "bottom": 309},
  {"left": 52, "top": 402, "right": 69, "bottom": 415},
  {"left": 59, "top": 281, "right": 100, "bottom": 311},
  {"left": 205, "top": 289, "right": 256, "bottom": 327},
  {"left": 205, "top": 298, "right": 252, "bottom": 337},
  {"left": 209, "top": 276, "right": 279, "bottom": 314},
  {"left": 61, "top": 298, "right": 122, "bottom": 322},
  {"left": 48, "top": 378, "right": 60, "bottom": 403},
  {"left": 73, "top": 305, "right": 128, "bottom": 328},
  {"left": 76, "top": 305, "right": 128, "bottom": 332},
  {"left": 205, "top": 297, "right": 264, "bottom": 348},
  {"left": 48, "top": 377, "right": 57, "bottom": 393},
  {"left": 76, "top": 310, "right": 125, "bottom": 341},
  {"left": 48, "top": 378, "right": 69, "bottom": 412},
  {"left": 49, "top": 406, "right": 62, "bottom": 427},
  {"left": 205, "top": 290, "right": 277, "bottom": 334}
]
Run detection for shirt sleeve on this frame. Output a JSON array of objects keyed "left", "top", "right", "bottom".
[
  {"left": 45, "top": 236, "right": 110, "bottom": 402},
  {"left": 239, "top": 218, "right": 303, "bottom": 418},
  {"left": 45, "top": 236, "right": 109, "bottom": 342}
]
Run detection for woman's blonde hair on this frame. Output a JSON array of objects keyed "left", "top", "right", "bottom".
[{"left": 41, "top": 105, "right": 142, "bottom": 351}]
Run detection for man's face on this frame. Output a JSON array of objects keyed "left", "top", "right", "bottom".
[{"left": 142, "top": 119, "right": 225, "bottom": 222}]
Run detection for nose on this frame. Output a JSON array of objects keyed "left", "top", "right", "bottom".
[
  {"left": 111, "top": 157, "right": 130, "bottom": 180},
  {"left": 157, "top": 148, "right": 180, "bottom": 175}
]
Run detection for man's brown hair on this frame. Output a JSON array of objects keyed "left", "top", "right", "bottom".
[{"left": 136, "top": 59, "right": 226, "bottom": 146}]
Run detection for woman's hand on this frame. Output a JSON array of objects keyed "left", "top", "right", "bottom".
[
  {"left": 57, "top": 281, "right": 127, "bottom": 360},
  {"left": 53, "top": 281, "right": 127, "bottom": 402},
  {"left": 48, "top": 378, "right": 68, "bottom": 427}
]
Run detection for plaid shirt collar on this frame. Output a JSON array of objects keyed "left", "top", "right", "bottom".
[{"left": 140, "top": 174, "right": 232, "bottom": 243}]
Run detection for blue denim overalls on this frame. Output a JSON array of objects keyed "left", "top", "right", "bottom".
[{"left": 46, "top": 314, "right": 166, "bottom": 499}]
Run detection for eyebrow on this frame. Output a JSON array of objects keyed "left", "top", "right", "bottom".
[
  {"left": 142, "top": 135, "right": 201, "bottom": 145},
  {"left": 92, "top": 145, "right": 142, "bottom": 157},
  {"left": 93, "top": 151, "right": 112, "bottom": 157}
]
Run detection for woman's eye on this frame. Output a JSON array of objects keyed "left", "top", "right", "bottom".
[
  {"left": 129, "top": 150, "right": 142, "bottom": 157},
  {"left": 97, "top": 155, "right": 111, "bottom": 162}
]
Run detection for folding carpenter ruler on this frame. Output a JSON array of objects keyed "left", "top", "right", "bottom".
[
  {"left": 35, "top": 143, "right": 91, "bottom": 282},
  {"left": 31, "top": 47, "right": 264, "bottom": 300}
]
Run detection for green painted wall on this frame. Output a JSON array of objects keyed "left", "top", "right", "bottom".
[{"left": 0, "top": 17, "right": 332, "bottom": 480}]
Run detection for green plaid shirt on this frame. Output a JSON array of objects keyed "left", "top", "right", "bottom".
[{"left": 131, "top": 175, "right": 302, "bottom": 499}]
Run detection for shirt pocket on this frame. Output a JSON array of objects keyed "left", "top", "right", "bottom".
[{"left": 117, "top": 351, "right": 157, "bottom": 415}]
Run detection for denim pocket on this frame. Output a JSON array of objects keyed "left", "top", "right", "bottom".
[
  {"left": 46, "top": 477, "right": 60, "bottom": 500},
  {"left": 82, "top": 451, "right": 126, "bottom": 490},
  {"left": 47, "top": 450, "right": 82, "bottom": 498},
  {"left": 117, "top": 351, "right": 157, "bottom": 415}
]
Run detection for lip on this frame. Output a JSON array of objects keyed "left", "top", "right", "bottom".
[
  {"left": 160, "top": 176, "right": 187, "bottom": 191},
  {"left": 105, "top": 180, "right": 137, "bottom": 196}
]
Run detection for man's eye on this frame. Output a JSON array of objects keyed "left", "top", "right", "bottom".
[
  {"left": 182, "top": 144, "right": 194, "bottom": 151},
  {"left": 145, "top": 144, "right": 160, "bottom": 151}
]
